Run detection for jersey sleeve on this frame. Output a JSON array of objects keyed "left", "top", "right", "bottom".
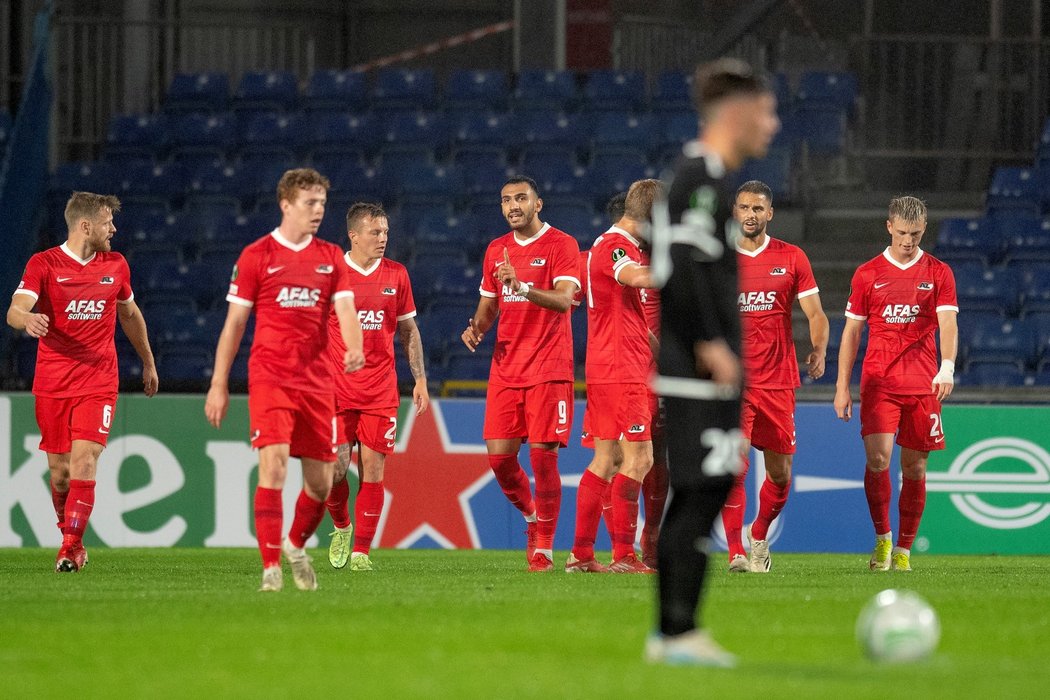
[
  {"left": 551, "top": 234, "right": 582, "bottom": 291},
  {"left": 844, "top": 267, "right": 869, "bottom": 320},
  {"left": 227, "top": 247, "right": 258, "bottom": 307},
  {"left": 479, "top": 242, "right": 498, "bottom": 298},
  {"left": 117, "top": 255, "right": 134, "bottom": 304},
  {"left": 935, "top": 262, "right": 959, "bottom": 313},
  {"left": 612, "top": 240, "right": 644, "bottom": 285},
  {"left": 397, "top": 265, "right": 417, "bottom": 320},
  {"left": 332, "top": 249, "right": 355, "bottom": 303},
  {"left": 794, "top": 249, "right": 819, "bottom": 299},
  {"left": 13, "top": 254, "right": 44, "bottom": 301}
]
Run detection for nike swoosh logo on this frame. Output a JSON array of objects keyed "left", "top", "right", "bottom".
[
  {"left": 934, "top": 436, "right": 944, "bottom": 443},
  {"left": 364, "top": 512, "right": 382, "bottom": 517},
  {"left": 874, "top": 282, "right": 889, "bottom": 289},
  {"left": 386, "top": 442, "right": 395, "bottom": 448},
  {"left": 76, "top": 500, "right": 93, "bottom": 507},
  {"left": 264, "top": 543, "right": 282, "bottom": 549},
  {"left": 57, "top": 277, "right": 72, "bottom": 282},
  {"left": 98, "top": 428, "right": 109, "bottom": 434},
  {"left": 267, "top": 266, "right": 284, "bottom": 274},
  {"left": 724, "top": 504, "right": 741, "bottom": 509},
  {"left": 555, "top": 428, "right": 569, "bottom": 434}
]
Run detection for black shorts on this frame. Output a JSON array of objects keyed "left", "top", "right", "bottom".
[{"left": 663, "top": 395, "right": 743, "bottom": 490}]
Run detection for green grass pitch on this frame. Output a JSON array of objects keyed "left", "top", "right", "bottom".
[{"left": 3, "top": 549, "right": 1049, "bottom": 698}]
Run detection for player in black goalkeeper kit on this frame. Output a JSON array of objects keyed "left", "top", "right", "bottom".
[{"left": 645, "top": 59, "right": 781, "bottom": 667}]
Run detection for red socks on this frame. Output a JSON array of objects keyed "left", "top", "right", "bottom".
[
  {"left": 62, "top": 479, "right": 95, "bottom": 545},
  {"left": 751, "top": 478, "right": 790, "bottom": 541},
  {"left": 254, "top": 486, "right": 283, "bottom": 568},
  {"left": 641, "top": 458, "right": 668, "bottom": 542},
  {"left": 864, "top": 469, "right": 892, "bottom": 536},
  {"left": 353, "top": 481, "right": 384, "bottom": 554},
  {"left": 288, "top": 490, "right": 326, "bottom": 550},
  {"left": 611, "top": 473, "right": 642, "bottom": 560},
  {"left": 529, "top": 448, "right": 560, "bottom": 551},
  {"left": 325, "top": 476, "right": 352, "bottom": 530},
  {"left": 722, "top": 466, "right": 748, "bottom": 558},
  {"left": 51, "top": 480, "right": 68, "bottom": 533},
  {"left": 572, "top": 469, "right": 611, "bottom": 561},
  {"left": 897, "top": 476, "right": 927, "bottom": 549},
  {"left": 488, "top": 454, "right": 535, "bottom": 517}
]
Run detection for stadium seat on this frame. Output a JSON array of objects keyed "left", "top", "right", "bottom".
[
  {"left": 796, "top": 71, "right": 859, "bottom": 113},
  {"left": 771, "top": 73, "right": 792, "bottom": 114},
  {"left": 581, "top": 70, "right": 647, "bottom": 112},
  {"left": 377, "top": 145, "right": 437, "bottom": 170},
  {"left": 164, "top": 72, "right": 230, "bottom": 113},
  {"left": 119, "top": 207, "right": 170, "bottom": 246},
  {"left": 520, "top": 148, "right": 578, "bottom": 175},
  {"left": 521, "top": 112, "right": 585, "bottom": 150},
  {"left": 659, "top": 110, "right": 698, "bottom": 146},
  {"left": 955, "top": 267, "right": 1022, "bottom": 315},
  {"left": 794, "top": 108, "right": 847, "bottom": 155},
  {"left": 450, "top": 111, "right": 518, "bottom": 149},
  {"left": 232, "top": 70, "right": 299, "bottom": 113},
  {"left": 462, "top": 161, "right": 515, "bottom": 198},
  {"left": 590, "top": 112, "right": 658, "bottom": 153},
  {"left": 50, "top": 161, "right": 119, "bottom": 197},
  {"left": 105, "top": 114, "right": 168, "bottom": 161},
  {"left": 188, "top": 161, "right": 254, "bottom": 204},
  {"left": 0, "top": 110, "right": 12, "bottom": 152},
  {"left": 998, "top": 216, "right": 1050, "bottom": 266},
  {"left": 178, "top": 204, "right": 241, "bottom": 248},
  {"left": 307, "top": 112, "right": 381, "bottom": 156},
  {"left": 445, "top": 69, "right": 509, "bottom": 111},
  {"left": 168, "top": 112, "right": 236, "bottom": 162},
  {"left": 158, "top": 347, "right": 214, "bottom": 382},
  {"left": 238, "top": 112, "right": 307, "bottom": 155},
  {"left": 372, "top": 68, "right": 437, "bottom": 110},
  {"left": 514, "top": 70, "right": 578, "bottom": 112},
  {"left": 934, "top": 217, "right": 1003, "bottom": 265},
  {"left": 452, "top": 145, "right": 509, "bottom": 171},
  {"left": 986, "top": 167, "right": 1040, "bottom": 214},
  {"left": 652, "top": 71, "right": 691, "bottom": 112},
  {"left": 444, "top": 352, "right": 492, "bottom": 381},
  {"left": 959, "top": 361, "right": 1027, "bottom": 387},
  {"left": 303, "top": 69, "right": 368, "bottom": 112},
  {"left": 394, "top": 163, "right": 464, "bottom": 203},
  {"left": 526, "top": 160, "right": 589, "bottom": 199},
  {"left": 965, "top": 317, "right": 1037, "bottom": 367},
  {"left": 1022, "top": 269, "right": 1050, "bottom": 314},
  {"left": 117, "top": 161, "right": 192, "bottom": 201},
  {"left": 738, "top": 147, "right": 793, "bottom": 202}
]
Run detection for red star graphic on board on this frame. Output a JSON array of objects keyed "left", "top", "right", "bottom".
[{"left": 376, "top": 403, "right": 493, "bottom": 549}]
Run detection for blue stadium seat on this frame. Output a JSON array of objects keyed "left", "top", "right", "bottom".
[
  {"left": 118, "top": 161, "right": 192, "bottom": 200},
  {"left": 393, "top": 163, "right": 463, "bottom": 203},
  {"left": 986, "top": 166, "right": 1040, "bottom": 214},
  {"left": 150, "top": 305, "right": 206, "bottom": 347},
  {"left": 771, "top": 73, "right": 792, "bottom": 114},
  {"left": 188, "top": 161, "right": 254, "bottom": 204},
  {"left": 590, "top": 112, "right": 657, "bottom": 153},
  {"left": 1022, "top": 269, "right": 1050, "bottom": 315},
  {"left": 652, "top": 71, "right": 691, "bottom": 112},
  {"left": 50, "top": 161, "right": 119, "bottom": 197},
  {"left": 450, "top": 111, "right": 518, "bottom": 149},
  {"left": 582, "top": 70, "right": 647, "bottom": 111},
  {"left": 659, "top": 110, "right": 698, "bottom": 146},
  {"left": 794, "top": 108, "right": 847, "bottom": 155},
  {"left": 307, "top": 112, "right": 381, "bottom": 156},
  {"left": 445, "top": 69, "right": 509, "bottom": 111},
  {"left": 158, "top": 347, "right": 214, "bottom": 382},
  {"left": 168, "top": 112, "right": 235, "bottom": 162},
  {"left": 233, "top": 70, "right": 299, "bottom": 113},
  {"left": 229, "top": 211, "right": 279, "bottom": 247},
  {"left": 0, "top": 110, "right": 12, "bottom": 151},
  {"left": 955, "top": 267, "right": 1022, "bottom": 315},
  {"left": 935, "top": 217, "right": 1002, "bottom": 265},
  {"left": 796, "top": 71, "right": 859, "bottom": 113},
  {"left": 119, "top": 207, "right": 170, "bottom": 247},
  {"left": 462, "top": 161, "right": 515, "bottom": 198},
  {"left": 527, "top": 160, "right": 589, "bottom": 199},
  {"left": 444, "top": 352, "right": 492, "bottom": 381},
  {"left": 326, "top": 162, "right": 391, "bottom": 202},
  {"left": 239, "top": 112, "right": 307, "bottom": 153},
  {"left": 514, "top": 70, "right": 578, "bottom": 112},
  {"left": 377, "top": 145, "right": 436, "bottom": 170},
  {"left": 965, "top": 317, "right": 1037, "bottom": 367},
  {"left": 997, "top": 215, "right": 1050, "bottom": 264},
  {"left": 959, "top": 361, "right": 1027, "bottom": 387},
  {"left": 452, "top": 145, "right": 509, "bottom": 170},
  {"left": 164, "top": 72, "right": 230, "bottom": 113},
  {"left": 303, "top": 69, "right": 368, "bottom": 112},
  {"left": 429, "top": 265, "right": 483, "bottom": 297},
  {"left": 520, "top": 148, "right": 578, "bottom": 175},
  {"left": 464, "top": 199, "right": 511, "bottom": 239},
  {"left": 589, "top": 158, "right": 656, "bottom": 201},
  {"left": 105, "top": 114, "right": 168, "bottom": 160},
  {"left": 178, "top": 205, "right": 241, "bottom": 248},
  {"left": 196, "top": 244, "right": 241, "bottom": 272},
  {"left": 738, "top": 147, "right": 793, "bottom": 202},
  {"left": 521, "top": 112, "right": 585, "bottom": 149},
  {"left": 372, "top": 68, "right": 437, "bottom": 110}
]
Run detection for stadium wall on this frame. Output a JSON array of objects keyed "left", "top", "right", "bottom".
[{"left": 2, "top": 393, "right": 1048, "bottom": 554}]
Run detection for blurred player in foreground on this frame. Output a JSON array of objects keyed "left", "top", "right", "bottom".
[
  {"left": 646, "top": 59, "right": 780, "bottom": 667},
  {"left": 461, "top": 176, "right": 581, "bottom": 572},
  {"left": 325, "top": 202, "right": 429, "bottom": 572},
  {"left": 834, "top": 196, "right": 958, "bottom": 573},
  {"left": 722, "top": 180, "right": 828, "bottom": 573},
  {"left": 7, "top": 192, "right": 158, "bottom": 572},
  {"left": 205, "top": 168, "right": 364, "bottom": 592}
]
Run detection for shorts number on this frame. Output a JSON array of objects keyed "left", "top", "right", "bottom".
[
  {"left": 929, "top": 413, "right": 943, "bottom": 438},
  {"left": 700, "top": 428, "right": 744, "bottom": 476},
  {"left": 384, "top": 417, "right": 397, "bottom": 442},
  {"left": 557, "top": 400, "right": 567, "bottom": 425},
  {"left": 102, "top": 404, "right": 113, "bottom": 428}
]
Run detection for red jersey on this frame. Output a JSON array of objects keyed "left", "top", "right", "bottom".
[
  {"left": 586, "top": 226, "right": 650, "bottom": 385},
  {"left": 227, "top": 230, "right": 355, "bottom": 394},
  {"left": 479, "top": 223, "right": 580, "bottom": 387},
  {"left": 737, "top": 236, "right": 819, "bottom": 389},
  {"left": 327, "top": 254, "right": 416, "bottom": 410},
  {"left": 845, "top": 248, "right": 958, "bottom": 395},
  {"left": 13, "top": 244, "right": 134, "bottom": 398}
]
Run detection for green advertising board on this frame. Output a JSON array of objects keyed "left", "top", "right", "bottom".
[{"left": 922, "top": 405, "right": 1050, "bottom": 554}]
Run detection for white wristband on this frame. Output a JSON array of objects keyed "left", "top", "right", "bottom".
[
  {"left": 939, "top": 359, "right": 955, "bottom": 376},
  {"left": 517, "top": 281, "right": 530, "bottom": 297}
]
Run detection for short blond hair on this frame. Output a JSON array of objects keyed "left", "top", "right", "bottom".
[
  {"left": 64, "top": 191, "right": 120, "bottom": 231},
  {"left": 888, "top": 195, "right": 927, "bottom": 223},
  {"left": 276, "top": 168, "right": 330, "bottom": 205},
  {"left": 624, "top": 179, "right": 665, "bottom": 221}
]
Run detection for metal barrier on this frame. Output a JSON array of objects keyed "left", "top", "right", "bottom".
[
  {"left": 49, "top": 16, "right": 313, "bottom": 159},
  {"left": 851, "top": 35, "right": 1049, "bottom": 160}
]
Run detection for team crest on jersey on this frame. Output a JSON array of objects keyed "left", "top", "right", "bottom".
[
  {"left": 316, "top": 264, "right": 334, "bottom": 274},
  {"left": 917, "top": 282, "right": 934, "bottom": 291},
  {"left": 530, "top": 258, "right": 546, "bottom": 266},
  {"left": 99, "top": 276, "right": 114, "bottom": 284},
  {"left": 611, "top": 248, "right": 626, "bottom": 262},
  {"left": 769, "top": 267, "right": 787, "bottom": 276},
  {"left": 382, "top": 287, "right": 396, "bottom": 295}
]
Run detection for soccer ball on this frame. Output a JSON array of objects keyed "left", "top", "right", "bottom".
[{"left": 856, "top": 589, "right": 940, "bottom": 663}]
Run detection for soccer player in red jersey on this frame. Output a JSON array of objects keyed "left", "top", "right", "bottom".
[
  {"left": 721, "top": 180, "right": 828, "bottom": 573},
  {"left": 461, "top": 176, "right": 581, "bottom": 572},
  {"left": 205, "top": 169, "right": 365, "bottom": 592},
  {"left": 834, "top": 195, "right": 958, "bottom": 573},
  {"left": 567, "top": 179, "right": 663, "bottom": 574},
  {"left": 7, "top": 192, "right": 159, "bottom": 572},
  {"left": 323, "top": 202, "right": 429, "bottom": 572}
]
